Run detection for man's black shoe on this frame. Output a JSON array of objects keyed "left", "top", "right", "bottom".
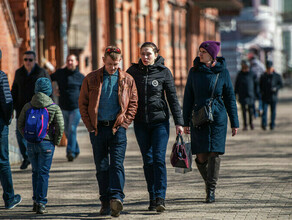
[
  {"left": 110, "top": 199, "right": 123, "bottom": 217},
  {"left": 155, "top": 197, "right": 165, "bottom": 212},
  {"left": 67, "top": 153, "right": 74, "bottom": 162},
  {"left": 148, "top": 200, "right": 156, "bottom": 211},
  {"left": 32, "top": 201, "right": 37, "bottom": 212},
  {"left": 20, "top": 159, "right": 30, "bottom": 170},
  {"left": 36, "top": 203, "right": 47, "bottom": 214},
  {"left": 99, "top": 201, "right": 110, "bottom": 215}
]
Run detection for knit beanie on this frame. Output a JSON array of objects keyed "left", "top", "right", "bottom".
[
  {"left": 34, "top": 77, "right": 52, "bottom": 96},
  {"left": 199, "top": 41, "right": 221, "bottom": 61}
]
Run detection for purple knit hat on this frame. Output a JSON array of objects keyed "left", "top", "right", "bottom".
[{"left": 199, "top": 41, "right": 221, "bottom": 60}]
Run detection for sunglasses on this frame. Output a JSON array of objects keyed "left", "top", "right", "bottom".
[
  {"left": 106, "top": 48, "right": 121, "bottom": 54},
  {"left": 24, "top": 58, "right": 34, "bottom": 62}
]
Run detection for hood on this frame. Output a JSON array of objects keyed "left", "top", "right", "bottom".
[
  {"left": 30, "top": 92, "right": 54, "bottom": 108},
  {"left": 193, "top": 56, "right": 226, "bottom": 74}
]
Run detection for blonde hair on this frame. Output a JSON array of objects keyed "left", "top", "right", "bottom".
[{"left": 104, "top": 46, "right": 122, "bottom": 60}]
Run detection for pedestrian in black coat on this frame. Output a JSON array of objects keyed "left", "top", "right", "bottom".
[
  {"left": 260, "top": 61, "right": 283, "bottom": 130},
  {"left": 183, "top": 41, "right": 239, "bottom": 203},
  {"left": 235, "top": 60, "right": 257, "bottom": 130},
  {"left": 127, "top": 42, "right": 184, "bottom": 212},
  {"left": 11, "top": 51, "right": 51, "bottom": 170}
]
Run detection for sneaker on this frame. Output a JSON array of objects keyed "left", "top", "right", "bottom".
[
  {"left": 67, "top": 153, "right": 74, "bottom": 162},
  {"left": 148, "top": 200, "right": 156, "bottom": 211},
  {"left": 32, "top": 201, "right": 37, "bottom": 212},
  {"left": 20, "top": 159, "right": 30, "bottom": 169},
  {"left": 5, "top": 194, "right": 22, "bottom": 209},
  {"left": 99, "top": 200, "right": 110, "bottom": 215},
  {"left": 250, "top": 124, "right": 254, "bottom": 130},
  {"left": 36, "top": 203, "right": 47, "bottom": 214},
  {"left": 155, "top": 197, "right": 166, "bottom": 212},
  {"left": 110, "top": 199, "right": 123, "bottom": 217}
]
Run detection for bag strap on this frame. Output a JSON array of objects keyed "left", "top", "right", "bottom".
[
  {"left": 208, "top": 74, "right": 219, "bottom": 107},
  {"left": 176, "top": 133, "right": 184, "bottom": 145}
]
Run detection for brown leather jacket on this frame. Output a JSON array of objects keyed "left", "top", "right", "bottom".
[{"left": 79, "top": 67, "right": 138, "bottom": 135}]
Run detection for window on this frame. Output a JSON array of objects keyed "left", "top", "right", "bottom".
[
  {"left": 260, "top": 0, "right": 268, "bottom": 6},
  {"left": 242, "top": 0, "right": 252, "bottom": 7}
]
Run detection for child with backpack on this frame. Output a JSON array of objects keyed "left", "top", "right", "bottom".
[{"left": 17, "top": 77, "right": 64, "bottom": 214}]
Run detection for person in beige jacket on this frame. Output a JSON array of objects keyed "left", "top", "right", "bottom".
[
  {"left": 18, "top": 77, "right": 64, "bottom": 214},
  {"left": 79, "top": 46, "right": 138, "bottom": 217}
]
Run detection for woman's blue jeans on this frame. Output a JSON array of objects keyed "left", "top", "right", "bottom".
[
  {"left": 89, "top": 126, "right": 127, "bottom": 202},
  {"left": 0, "top": 119, "right": 15, "bottom": 207},
  {"left": 62, "top": 109, "right": 81, "bottom": 158},
  {"left": 27, "top": 140, "right": 55, "bottom": 205},
  {"left": 134, "top": 120, "right": 170, "bottom": 200}
]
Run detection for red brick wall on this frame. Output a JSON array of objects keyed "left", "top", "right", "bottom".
[
  {"left": 0, "top": 3, "right": 19, "bottom": 88},
  {"left": 9, "top": 0, "right": 30, "bottom": 66}
]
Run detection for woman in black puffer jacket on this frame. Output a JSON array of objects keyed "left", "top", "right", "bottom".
[{"left": 127, "top": 42, "right": 184, "bottom": 212}]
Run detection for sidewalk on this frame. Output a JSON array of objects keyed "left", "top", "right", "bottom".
[{"left": 1, "top": 89, "right": 291, "bottom": 219}]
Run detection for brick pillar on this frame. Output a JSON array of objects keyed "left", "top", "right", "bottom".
[{"left": 9, "top": 0, "right": 30, "bottom": 64}]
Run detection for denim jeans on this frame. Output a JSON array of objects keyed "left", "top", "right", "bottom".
[
  {"left": 89, "top": 126, "right": 127, "bottom": 202},
  {"left": 62, "top": 109, "right": 81, "bottom": 158},
  {"left": 16, "top": 123, "right": 28, "bottom": 160},
  {"left": 0, "top": 118, "right": 15, "bottom": 207},
  {"left": 27, "top": 140, "right": 55, "bottom": 205},
  {"left": 134, "top": 120, "right": 170, "bottom": 200},
  {"left": 262, "top": 100, "right": 277, "bottom": 129}
]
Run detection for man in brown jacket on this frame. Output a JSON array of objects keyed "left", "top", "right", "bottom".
[{"left": 79, "top": 46, "right": 138, "bottom": 217}]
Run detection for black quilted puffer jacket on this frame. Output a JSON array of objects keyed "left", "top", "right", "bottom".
[{"left": 127, "top": 55, "right": 183, "bottom": 125}]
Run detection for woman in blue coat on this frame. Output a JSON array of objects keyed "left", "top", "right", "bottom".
[{"left": 183, "top": 41, "right": 239, "bottom": 203}]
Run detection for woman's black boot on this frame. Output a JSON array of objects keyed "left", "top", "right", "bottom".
[
  {"left": 206, "top": 155, "right": 221, "bottom": 203},
  {"left": 195, "top": 158, "right": 208, "bottom": 192}
]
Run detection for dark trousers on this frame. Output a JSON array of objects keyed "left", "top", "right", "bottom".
[
  {"left": 16, "top": 124, "right": 28, "bottom": 161},
  {"left": 0, "top": 118, "right": 15, "bottom": 207},
  {"left": 89, "top": 125, "right": 127, "bottom": 202},
  {"left": 133, "top": 121, "right": 170, "bottom": 200},
  {"left": 262, "top": 100, "right": 277, "bottom": 129},
  {"left": 240, "top": 103, "right": 254, "bottom": 127}
]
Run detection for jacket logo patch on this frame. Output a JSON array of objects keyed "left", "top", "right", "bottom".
[{"left": 152, "top": 80, "right": 158, "bottom": 87}]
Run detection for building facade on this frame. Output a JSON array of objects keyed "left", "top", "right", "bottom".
[{"left": 220, "top": 0, "right": 290, "bottom": 81}]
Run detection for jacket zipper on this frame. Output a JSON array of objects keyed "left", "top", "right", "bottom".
[{"left": 145, "top": 67, "right": 149, "bottom": 123}]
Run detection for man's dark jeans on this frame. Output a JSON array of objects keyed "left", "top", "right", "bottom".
[
  {"left": 16, "top": 124, "right": 28, "bottom": 161},
  {"left": 262, "top": 100, "right": 277, "bottom": 129},
  {"left": 27, "top": 140, "right": 55, "bottom": 205},
  {"left": 62, "top": 109, "right": 81, "bottom": 158},
  {"left": 134, "top": 120, "right": 170, "bottom": 200},
  {"left": 89, "top": 125, "right": 127, "bottom": 202},
  {"left": 0, "top": 119, "right": 15, "bottom": 207}
]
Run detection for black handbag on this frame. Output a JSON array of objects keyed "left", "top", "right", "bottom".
[{"left": 192, "top": 74, "right": 219, "bottom": 127}]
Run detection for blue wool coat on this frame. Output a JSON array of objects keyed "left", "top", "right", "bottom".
[{"left": 183, "top": 57, "right": 239, "bottom": 155}]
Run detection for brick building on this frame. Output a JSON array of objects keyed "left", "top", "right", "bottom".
[{"left": 0, "top": 0, "right": 242, "bottom": 88}]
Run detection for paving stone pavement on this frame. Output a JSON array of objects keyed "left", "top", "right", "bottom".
[{"left": 1, "top": 89, "right": 292, "bottom": 219}]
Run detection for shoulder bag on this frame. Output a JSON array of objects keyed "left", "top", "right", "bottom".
[{"left": 192, "top": 74, "right": 219, "bottom": 127}]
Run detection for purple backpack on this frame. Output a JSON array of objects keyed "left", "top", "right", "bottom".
[{"left": 24, "top": 103, "right": 54, "bottom": 143}]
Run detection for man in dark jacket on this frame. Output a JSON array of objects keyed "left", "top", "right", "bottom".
[
  {"left": 260, "top": 61, "right": 283, "bottom": 130},
  {"left": 51, "top": 54, "right": 84, "bottom": 161},
  {"left": 0, "top": 49, "right": 22, "bottom": 209},
  {"left": 11, "top": 51, "right": 51, "bottom": 169},
  {"left": 235, "top": 60, "right": 258, "bottom": 130}
]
